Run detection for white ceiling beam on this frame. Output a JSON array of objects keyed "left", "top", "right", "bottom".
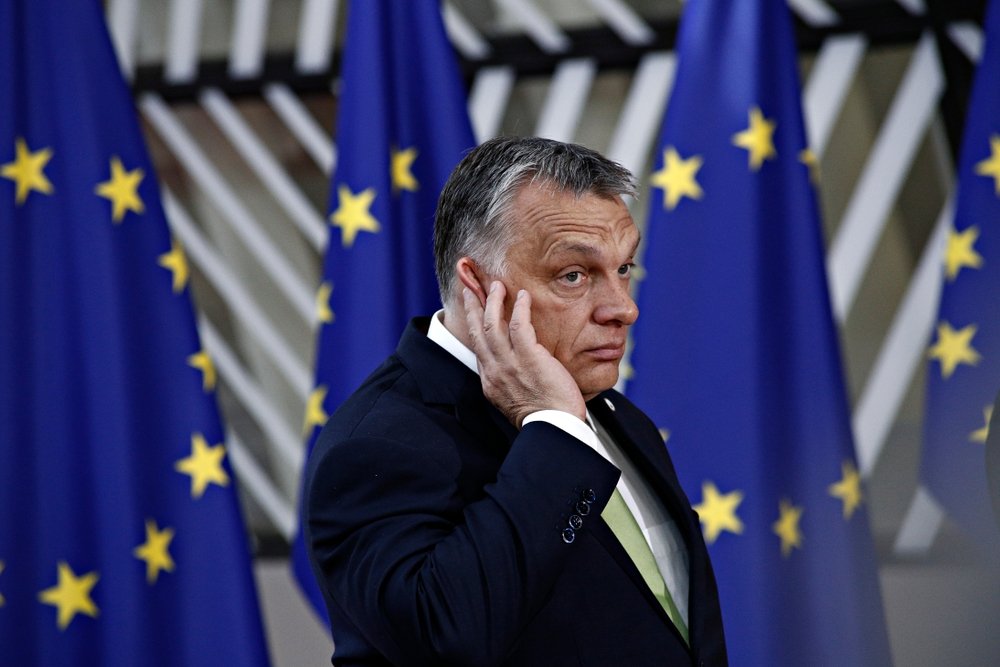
[
  {"left": 200, "top": 88, "right": 327, "bottom": 253},
  {"left": 585, "top": 0, "right": 655, "bottom": 46},
  {"left": 852, "top": 196, "right": 951, "bottom": 477},
  {"left": 443, "top": 2, "right": 492, "bottom": 60},
  {"left": 228, "top": 431, "right": 297, "bottom": 541},
  {"left": 264, "top": 83, "right": 336, "bottom": 175},
  {"left": 229, "top": 0, "right": 271, "bottom": 79},
  {"left": 165, "top": 0, "right": 205, "bottom": 84},
  {"left": 141, "top": 93, "right": 316, "bottom": 323},
  {"left": 787, "top": 0, "right": 839, "bottom": 27},
  {"left": 494, "top": 0, "right": 570, "bottom": 53},
  {"left": 107, "top": 0, "right": 140, "bottom": 79},
  {"left": 827, "top": 33, "right": 943, "bottom": 323},
  {"left": 161, "top": 188, "right": 314, "bottom": 402},
  {"left": 803, "top": 34, "right": 868, "bottom": 158},
  {"left": 295, "top": 0, "right": 340, "bottom": 74},
  {"left": 947, "top": 22, "right": 985, "bottom": 61},
  {"left": 469, "top": 66, "right": 516, "bottom": 143},
  {"left": 198, "top": 317, "right": 304, "bottom": 477},
  {"left": 607, "top": 52, "right": 676, "bottom": 179}
]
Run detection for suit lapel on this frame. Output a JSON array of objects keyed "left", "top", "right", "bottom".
[
  {"left": 396, "top": 317, "right": 517, "bottom": 454},
  {"left": 587, "top": 393, "right": 694, "bottom": 540},
  {"left": 587, "top": 392, "right": 702, "bottom": 649}
]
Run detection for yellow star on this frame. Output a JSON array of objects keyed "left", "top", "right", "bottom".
[
  {"left": 330, "top": 185, "right": 380, "bottom": 248},
  {"left": 303, "top": 385, "right": 330, "bottom": 435},
  {"left": 187, "top": 349, "right": 216, "bottom": 392},
  {"left": 971, "top": 405, "right": 994, "bottom": 444},
  {"left": 928, "top": 321, "right": 981, "bottom": 379},
  {"left": 732, "top": 106, "right": 777, "bottom": 171},
  {"left": 158, "top": 238, "right": 189, "bottom": 293},
  {"left": 2, "top": 137, "right": 54, "bottom": 204},
  {"left": 133, "top": 519, "right": 176, "bottom": 584},
  {"left": 799, "top": 147, "right": 820, "bottom": 185},
  {"left": 316, "top": 281, "right": 335, "bottom": 324},
  {"left": 650, "top": 147, "right": 703, "bottom": 211},
  {"left": 95, "top": 156, "right": 144, "bottom": 223},
  {"left": 772, "top": 499, "right": 803, "bottom": 557},
  {"left": 391, "top": 146, "right": 419, "bottom": 193},
  {"left": 944, "top": 226, "right": 983, "bottom": 281},
  {"left": 693, "top": 481, "right": 744, "bottom": 544},
  {"left": 974, "top": 134, "right": 1000, "bottom": 194},
  {"left": 0, "top": 560, "right": 5, "bottom": 607},
  {"left": 175, "top": 433, "right": 229, "bottom": 498},
  {"left": 828, "top": 460, "right": 863, "bottom": 519},
  {"left": 38, "top": 562, "right": 99, "bottom": 630}
]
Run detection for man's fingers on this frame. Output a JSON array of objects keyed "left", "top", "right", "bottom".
[
  {"left": 480, "top": 281, "right": 511, "bottom": 356},
  {"left": 508, "top": 289, "right": 539, "bottom": 351},
  {"left": 462, "top": 287, "right": 488, "bottom": 358}
]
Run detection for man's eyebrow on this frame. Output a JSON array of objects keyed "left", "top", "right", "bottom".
[
  {"left": 546, "top": 234, "right": 641, "bottom": 262},
  {"left": 547, "top": 241, "right": 601, "bottom": 258}
]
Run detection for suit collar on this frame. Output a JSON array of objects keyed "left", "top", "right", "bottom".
[
  {"left": 396, "top": 318, "right": 518, "bottom": 446},
  {"left": 396, "top": 317, "right": 472, "bottom": 405}
]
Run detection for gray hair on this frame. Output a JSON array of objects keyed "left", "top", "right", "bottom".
[{"left": 433, "top": 136, "right": 636, "bottom": 304}]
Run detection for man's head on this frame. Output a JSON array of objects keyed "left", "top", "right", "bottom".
[{"left": 434, "top": 137, "right": 640, "bottom": 398}]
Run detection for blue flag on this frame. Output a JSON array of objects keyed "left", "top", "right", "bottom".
[
  {"left": 626, "top": 1, "right": 892, "bottom": 664},
  {"left": 0, "top": 2, "right": 271, "bottom": 665},
  {"left": 922, "top": 0, "right": 1000, "bottom": 550},
  {"left": 292, "top": 0, "right": 476, "bottom": 620}
]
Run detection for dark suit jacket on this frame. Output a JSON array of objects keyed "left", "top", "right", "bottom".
[{"left": 304, "top": 318, "right": 727, "bottom": 666}]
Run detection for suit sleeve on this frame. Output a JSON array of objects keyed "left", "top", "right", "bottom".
[{"left": 306, "top": 420, "right": 620, "bottom": 667}]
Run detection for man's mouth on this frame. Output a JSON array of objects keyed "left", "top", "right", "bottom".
[{"left": 585, "top": 343, "right": 626, "bottom": 361}]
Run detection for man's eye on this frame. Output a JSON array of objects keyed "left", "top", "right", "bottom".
[
  {"left": 618, "top": 263, "right": 634, "bottom": 277},
  {"left": 564, "top": 271, "right": 581, "bottom": 283}
]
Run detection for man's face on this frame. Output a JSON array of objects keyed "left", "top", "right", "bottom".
[{"left": 496, "top": 185, "right": 640, "bottom": 400}]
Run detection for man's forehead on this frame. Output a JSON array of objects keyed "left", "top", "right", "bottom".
[{"left": 539, "top": 221, "right": 640, "bottom": 259}]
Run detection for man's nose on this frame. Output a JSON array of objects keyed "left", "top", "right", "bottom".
[{"left": 594, "top": 277, "right": 639, "bottom": 326}]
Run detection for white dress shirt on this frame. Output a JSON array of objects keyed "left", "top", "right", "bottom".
[{"left": 426, "top": 310, "right": 690, "bottom": 625}]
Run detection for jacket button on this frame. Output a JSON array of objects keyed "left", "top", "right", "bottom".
[
  {"left": 576, "top": 500, "right": 591, "bottom": 516},
  {"left": 582, "top": 488, "right": 597, "bottom": 503},
  {"left": 561, "top": 527, "right": 576, "bottom": 544},
  {"left": 568, "top": 514, "right": 583, "bottom": 530}
]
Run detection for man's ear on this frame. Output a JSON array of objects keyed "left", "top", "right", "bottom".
[{"left": 456, "top": 257, "right": 489, "bottom": 307}]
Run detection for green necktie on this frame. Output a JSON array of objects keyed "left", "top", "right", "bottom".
[{"left": 603, "top": 488, "right": 689, "bottom": 644}]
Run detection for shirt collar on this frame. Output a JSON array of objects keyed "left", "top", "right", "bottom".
[
  {"left": 427, "top": 310, "right": 602, "bottom": 433},
  {"left": 427, "top": 309, "right": 479, "bottom": 375}
]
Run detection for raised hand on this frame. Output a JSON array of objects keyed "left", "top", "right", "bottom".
[{"left": 463, "top": 281, "right": 586, "bottom": 427}]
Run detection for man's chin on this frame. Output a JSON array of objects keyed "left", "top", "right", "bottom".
[{"left": 575, "top": 367, "right": 620, "bottom": 401}]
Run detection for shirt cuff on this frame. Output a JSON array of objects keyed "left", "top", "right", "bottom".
[{"left": 522, "top": 410, "right": 601, "bottom": 450}]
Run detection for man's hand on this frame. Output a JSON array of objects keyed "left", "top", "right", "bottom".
[{"left": 463, "top": 281, "right": 586, "bottom": 428}]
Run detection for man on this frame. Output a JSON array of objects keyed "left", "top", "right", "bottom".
[{"left": 304, "top": 137, "right": 727, "bottom": 666}]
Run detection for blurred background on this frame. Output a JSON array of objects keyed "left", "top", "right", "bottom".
[{"left": 102, "top": 0, "right": 998, "bottom": 663}]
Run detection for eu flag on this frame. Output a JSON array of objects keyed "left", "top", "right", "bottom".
[
  {"left": 292, "top": 0, "right": 476, "bottom": 620},
  {"left": 0, "top": 2, "right": 271, "bottom": 664},
  {"left": 626, "top": 0, "right": 892, "bottom": 664},
  {"left": 921, "top": 0, "right": 1000, "bottom": 550}
]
